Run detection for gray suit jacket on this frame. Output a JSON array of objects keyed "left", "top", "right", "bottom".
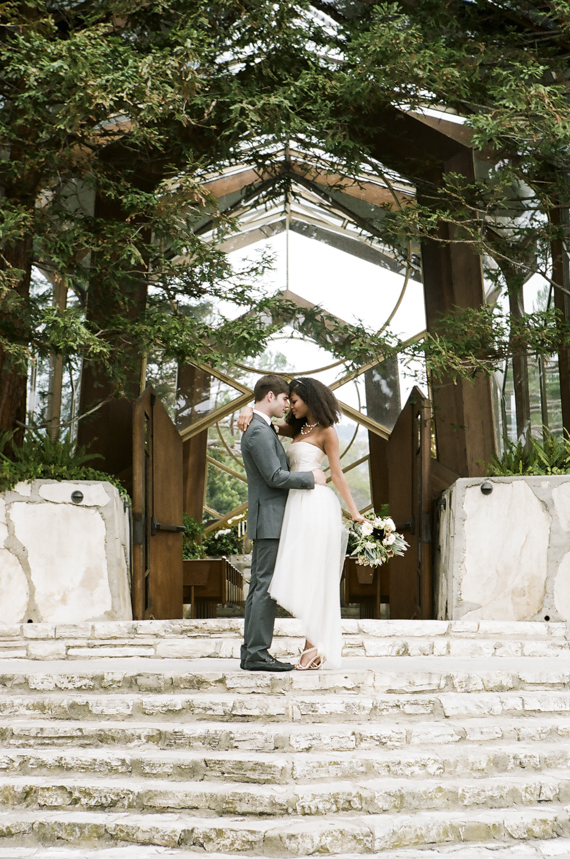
[{"left": 241, "top": 413, "right": 315, "bottom": 539}]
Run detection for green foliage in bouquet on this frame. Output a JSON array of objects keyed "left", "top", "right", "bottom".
[
  {"left": 0, "top": 431, "right": 128, "bottom": 498},
  {"left": 487, "top": 430, "right": 570, "bottom": 476},
  {"left": 348, "top": 511, "right": 409, "bottom": 568}
]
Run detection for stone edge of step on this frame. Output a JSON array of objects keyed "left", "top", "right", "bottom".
[
  {"left": 0, "top": 619, "right": 568, "bottom": 643},
  {"left": 0, "top": 806, "right": 569, "bottom": 852},
  {"left": 1, "top": 847, "right": 570, "bottom": 859}
]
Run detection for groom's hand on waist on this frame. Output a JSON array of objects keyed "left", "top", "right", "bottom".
[{"left": 312, "top": 468, "right": 327, "bottom": 486}]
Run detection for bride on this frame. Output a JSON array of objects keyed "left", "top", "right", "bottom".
[{"left": 240, "top": 377, "right": 364, "bottom": 670}]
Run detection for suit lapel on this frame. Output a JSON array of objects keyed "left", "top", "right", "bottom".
[{"left": 251, "top": 414, "right": 288, "bottom": 469}]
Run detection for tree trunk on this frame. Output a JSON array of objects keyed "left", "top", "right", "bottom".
[
  {"left": 550, "top": 206, "right": 570, "bottom": 435},
  {"left": 77, "top": 192, "right": 148, "bottom": 473},
  {"left": 0, "top": 230, "right": 33, "bottom": 446}
]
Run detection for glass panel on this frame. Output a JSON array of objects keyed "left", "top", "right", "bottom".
[
  {"left": 333, "top": 420, "right": 371, "bottom": 512},
  {"left": 364, "top": 357, "right": 401, "bottom": 432},
  {"left": 231, "top": 326, "right": 346, "bottom": 389},
  {"left": 527, "top": 354, "right": 563, "bottom": 439},
  {"left": 205, "top": 414, "right": 247, "bottom": 521},
  {"left": 175, "top": 365, "right": 245, "bottom": 433}
]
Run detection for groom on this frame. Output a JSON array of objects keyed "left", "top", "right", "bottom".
[{"left": 240, "top": 374, "right": 326, "bottom": 671}]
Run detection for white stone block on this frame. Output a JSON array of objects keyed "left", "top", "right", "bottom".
[
  {"left": 54, "top": 624, "right": 93, "bottom": 639},
  {"left": 156, "top": 640, "right": 221, "bottom": 659},
  {"left": 448, "top": 640, "right": 496, "bottom": 658},
  {"left": 26, "top": 641, "right": 67, "bottom": 660},
  {"left": 436, "top": 476, "right": 570, "bottom": 621},
  {"left": 11, "top": 502, "right": 111, "bottom": 622},
  {"left": 0, "top": 549, "right": 28, "bottom": 623},
  {"left": 449, "top": 621, "right": 479, "bottom": 633},
  {"left": 22, "top": 623, "right": 56, "bottom": 639},
  {"left": 0, "top": 625, "right": 21, "bottom": 639},
  {"left": 0, "top": 499, "right": 8, "bottom": 546},
  {"left": 461, "top": 482, "right": 549, "bottom": 620},
  {"left": 451, "top": 673, "right": 485, "bottom": 693},
  {"left": 90, "top": 622, "right": 136, "bottom": 640},
  {"left": 0, "top": 480, "right": 132, "bottom": 624},
  {"left": 38, "top": 482, "right": 110, "bottom": 506},
  {"left": 554, "top": 552, "right": 570, "bottom": 621},
  {"left": 12, "top": 481, "right": 31, "bottom": 497},
  {"left": 363, "top": 640, "right": 407, "bottom": 657},
  {"left": 553, "top": 481, "right": 570, "bottom": 531}
]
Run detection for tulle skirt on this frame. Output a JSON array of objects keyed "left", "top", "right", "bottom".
[{"left": 269, "top": 485, "right": 348, "bottom": 668}]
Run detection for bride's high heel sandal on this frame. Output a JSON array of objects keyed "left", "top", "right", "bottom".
[{"left": 295, "top": 646, "right": 322, "bottom": 670}]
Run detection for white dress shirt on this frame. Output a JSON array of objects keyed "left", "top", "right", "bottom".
[{"left": 253, "top": 408, "right": 272, "bottom": 426}]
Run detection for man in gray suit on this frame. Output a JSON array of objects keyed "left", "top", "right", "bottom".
[{"left": 240, "top": 375, "right": 326, "bottom": 671}]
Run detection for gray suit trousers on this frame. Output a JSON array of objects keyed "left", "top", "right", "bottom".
[{"left": 241, "top": 539, "right": 279, "bottom": 663}]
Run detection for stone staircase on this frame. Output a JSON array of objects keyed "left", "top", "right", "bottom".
[{"left": 1, "top": 619, "right": 570, "bottom": 858}]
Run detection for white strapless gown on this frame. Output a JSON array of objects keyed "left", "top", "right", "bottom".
[{"left": 269, "top": 441, "right": 347, "bottom": 668}]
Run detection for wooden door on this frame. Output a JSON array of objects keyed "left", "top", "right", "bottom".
[
  {"left": 386, "top": 387, "right": 432, "bottom": 619},
  {"left": 132, "top": 388, "right": 184, "bottom": 619}
]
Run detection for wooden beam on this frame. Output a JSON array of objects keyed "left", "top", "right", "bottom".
[
  {"left": 179, "top": 392, "right": 253, "bottom": 441},
  {"left": 193, "top": 362, "right": 252, "bottom": 396},
  {"left": 326, "top": 453, "right": 369, "bottom": 483},
  {"left": 337, "top": 400, "right": 391, "bottom": 440},
  {"left": 204, "top": 502, "right": 248, "bottom": 533},
  {"left": 419, "top": 150, "right": 496, "bottom": 476},
  {"left": 206, "top": 455, "right": 247, "bottom": 483},
  {"left": 183, "top": 432, "right": 208, "bottom": 521}
]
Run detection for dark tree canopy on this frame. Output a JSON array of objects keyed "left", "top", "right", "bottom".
[{"left": 3, "top": 0, "right": 570, "bottom": 437}]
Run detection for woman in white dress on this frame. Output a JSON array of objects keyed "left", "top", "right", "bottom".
[{"left": 240, "top": 377, "right": 364, "bottom": 670}]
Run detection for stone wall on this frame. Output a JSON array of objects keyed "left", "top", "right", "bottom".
[
  {"left": 435, "top": 475, "right": 570, "bottom": 622},
  {"left": 0, "top": 480, "right": 132, "bottom": 625}
]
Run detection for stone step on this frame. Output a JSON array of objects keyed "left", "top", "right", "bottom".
[
  {"left": 0, "top": 849, "right": 570, "bottom": 859},
  {"left": 4, "top": 659, "right": 570, "bottom": 695},
  {"left": 0, "top": 619, "right": 568, "bottom": 661},
  {"left": 3, "top": 742, "right": 570, "bottom": 782},
  {"left": 0, "top": 806, "right": 568, "bottom": 852},
  {"left": 3, "top": 689, "right": 570, "bottom": 722},
  {"left": 3, "top": 716, "right": 570, "bottom": 751},
  {"left": 0, "top": 848, "right": 570, "bottom": 859},
  {"left": 0, "top": 848, "right": 569, "bottom": 859},
  {"left": 1, "top": 772, "right": 570, "bottom": 815}
]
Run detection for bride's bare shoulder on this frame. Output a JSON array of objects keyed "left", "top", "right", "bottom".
[
  {"left": 321, "top": 425, "right": 338, "bottom": 445},
  {"left": 322, "top": 425, "right": 338, "bottom": 437}
]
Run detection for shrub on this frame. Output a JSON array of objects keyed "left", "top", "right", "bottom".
[
  {"left": 0, "top": 431, "right": 128, "bottom": 498},
  {"left": 183, "top": 514, "right": 242, "bottom": 559},
  {"left": 487, "top": 430, "right": 570, "bottom": 476}
]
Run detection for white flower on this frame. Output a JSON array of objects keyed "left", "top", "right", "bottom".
[
  {"left": 364, "top": 541, "right": 376, "bottom": 550},
  {"left": 384, "top": 518, "right": 396, "bottom": 532},
  {"left": 361, "top": 522, "right": 373, "bottom": 537},
  {"left": 373, "top": 517, "right": 384, "bottom": 528},
  {"left": 384, "top": 533, "right": 396, "bottom": 545},
  {"left": 215, "top": 529, "right": 231, "bottom": 537}
]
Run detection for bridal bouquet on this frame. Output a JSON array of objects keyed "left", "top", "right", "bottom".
[{"left": 348, "top": 512, "right": 409, "bottom": 567}]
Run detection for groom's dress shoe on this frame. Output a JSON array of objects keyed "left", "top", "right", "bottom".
[{"left": 244, "top": 654, "right": 294, "bottom": 672}]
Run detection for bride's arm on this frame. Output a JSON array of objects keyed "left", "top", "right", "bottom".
[
  {"left": 236, "top": 406, "right": 293, "bottom": 436},
  {"left": 274, "top": 421, "right": 294, "bottom": 437},
  {"left": 323, "top": 427, "right": 365, "bottom": 522}
]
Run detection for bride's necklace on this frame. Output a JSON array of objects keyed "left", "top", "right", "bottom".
[{"left": 300, "top": 421, "right": 319, "bottom": 436}]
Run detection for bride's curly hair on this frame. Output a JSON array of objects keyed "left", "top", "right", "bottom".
[{"left": 286, "top": 377, "right": 341, "bottom": 436}]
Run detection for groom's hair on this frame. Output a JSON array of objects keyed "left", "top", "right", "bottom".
[{"left": 254, "top": 374, "right": 289, "bottom": 403}]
